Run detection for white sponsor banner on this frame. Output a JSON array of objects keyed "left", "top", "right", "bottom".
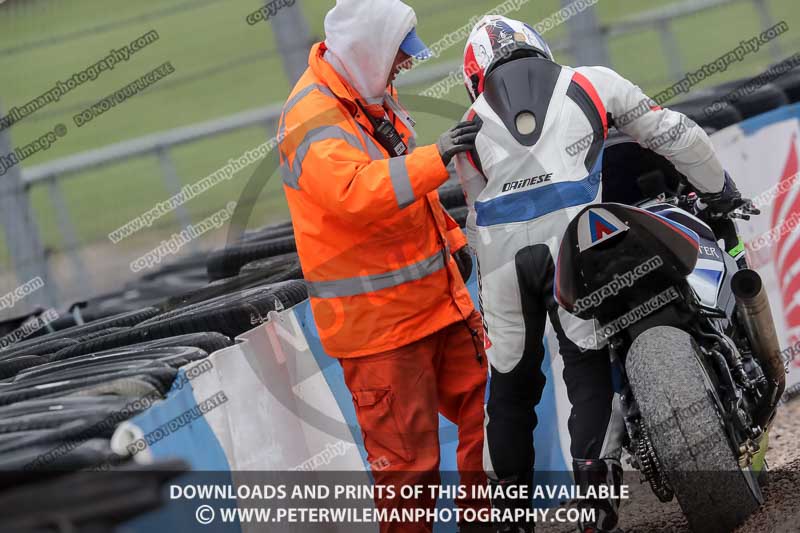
[{"left": 711, "top": 104, "right": 800, "bottom": 389}]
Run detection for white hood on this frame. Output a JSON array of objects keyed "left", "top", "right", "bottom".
[{"left": 323, "top": 0, "right": 417, "bottom": 103}]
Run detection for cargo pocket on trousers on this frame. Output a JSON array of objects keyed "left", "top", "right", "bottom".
[{"left": 351, "top": 388, "right": 414, "bottom": 465}]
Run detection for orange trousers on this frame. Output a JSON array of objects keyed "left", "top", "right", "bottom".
[{"left": 340, "top": 310, "right": 489, "bottom": 533}]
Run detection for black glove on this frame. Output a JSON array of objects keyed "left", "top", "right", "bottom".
[
  {"left": 695, "top": 171, "right": 755, "bottom": 221},
  {"left": 437, "top": 120, "right": 481, "bottom": 165},
  {"left": 452, "top": 246, "right": 473, "bottom": 282}
]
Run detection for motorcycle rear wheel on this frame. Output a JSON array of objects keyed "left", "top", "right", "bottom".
[{"left": 626, "top": 325, "right": 761, "bottom": 533}]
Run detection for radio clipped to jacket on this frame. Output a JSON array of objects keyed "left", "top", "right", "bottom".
[
  {"left": 358, "top": 100, "right": 407, "bottom": 157},
  {"left": 373, "top": 117, "right": 408, "bottom": 157}
]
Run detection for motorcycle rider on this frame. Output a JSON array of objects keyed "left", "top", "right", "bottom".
[{"left": 453, "top": 15, "right": 746, "bottom": 533}]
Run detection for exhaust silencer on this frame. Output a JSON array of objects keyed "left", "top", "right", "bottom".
[{"left": 730, "top": 269, "right": 785, "bottom": 424}]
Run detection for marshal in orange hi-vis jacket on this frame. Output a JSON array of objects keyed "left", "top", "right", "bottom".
[{"left": 278, "top": 41, "right": 476, "bottom": 359}]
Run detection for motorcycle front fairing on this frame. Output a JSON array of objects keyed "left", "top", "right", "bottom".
[{"left": 644, "top": 204, "right": 729, "bottom": 310}]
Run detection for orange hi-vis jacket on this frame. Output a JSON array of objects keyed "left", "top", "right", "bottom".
[{"left": 278, "top": 42, "right": 475, "bottom": 358}]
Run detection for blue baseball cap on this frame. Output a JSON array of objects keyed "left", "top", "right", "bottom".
[{"left": 399, "top": 27, "right": 431, "bottom": 60}]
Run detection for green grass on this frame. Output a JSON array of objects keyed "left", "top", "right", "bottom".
[{"left": 0, "top": 0, "right": 798, "bottom": 272}]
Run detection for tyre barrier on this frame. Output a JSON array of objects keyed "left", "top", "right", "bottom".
[
  {"left": 438, "top": 183, "right": 468, "bottom": 209},
  {"left": 0, "top": 356, "right": 47, "bottom": 380},
  {"left": 774, "top": 69, "right": 800, "bottom": 103},
  {"left": 730, "top": 83, "right": 789, "bottom": 120},
  {"left": 242, "top": 219, "right": 296, "bottom": 242},
  {"left": 0, "top": 459, "right": 188, "bottom": 530},
  {"left": 449, "top": 205, "right": 469, "bottom": 228},
  {"left": 206, "top": 236, "right": 298, "bottom": 281},
  {"left": 49, "top": 331, "right": 233, "bottom": 363},
  {"left": 0, "top": 307, "right": 160, "bottom": 361},
  {"left": 669, "top": 94, "right": 744, "bottom": 131},
  {"left": 701, "top": 80, "right": 789, "bottom": 120},
  {"left": 0, "top": 278, "right": 300, "bottom": 531}
]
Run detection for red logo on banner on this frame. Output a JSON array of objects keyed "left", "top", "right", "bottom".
[{"left": 773, "top": 134, "right": 800, "bottom": 355}]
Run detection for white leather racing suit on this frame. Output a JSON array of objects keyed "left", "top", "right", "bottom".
[{"left": 453, "top": 57, "right": 726, "bottom": 486}]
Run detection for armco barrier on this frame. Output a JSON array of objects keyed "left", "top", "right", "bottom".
[{"left": 114, "top": 104, "right": 800, "bottom": 531}]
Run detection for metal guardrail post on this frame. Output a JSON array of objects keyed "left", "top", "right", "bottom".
[
  {"left": 561, "top": 0, "right": 610, "bottom": 67},
  {"left": 263, "top": 118, "right": 277, "bottom": 140},
  {"left": 751, "top": 0, "right": 783, "bottom": 63},
  {"left": 0, "top": 102, "right": 58, "bottom": 310},
  {"left": 155, "top": 145, "right": 198, "bottom": 252},
  {"left": 269, "top": 0, "right": 312, "bottom": 84},
  {"left": 657, "top": 19, "right": 685, "bottom": 82},
  {"left": 46, "top": 175, "right": 91, "bottom": 297}
]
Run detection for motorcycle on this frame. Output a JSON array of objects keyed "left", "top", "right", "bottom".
[{"left": 554, "top": 136, "right": 785, "bottom": 533}]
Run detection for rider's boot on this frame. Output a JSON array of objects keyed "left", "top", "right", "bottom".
[
  {"left": 572, "top": 458, "right": 623, "bottom": 533},
  {"left": 491, "top": 471, "right": 534, "bottom": 533}
]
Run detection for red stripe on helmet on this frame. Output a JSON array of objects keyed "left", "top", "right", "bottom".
[{"left": 463, "top": 43, "right": 485, "bottom": 97}]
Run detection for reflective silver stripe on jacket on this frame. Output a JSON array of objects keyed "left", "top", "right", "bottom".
[
  {"left": 307, "top": 249, "right": 447, "bottom": 298},
  {"left": 385, "top": 93, "right": 418, "bottom": 152},
  {"left": 278, "top": 84, "right": 336, "bottom": 142},
  {"left": 388, "top": 156, "right": 416, "bottom": 208},
  {"left": 281, "top": 126, "right": 363, "bottom": 189},
  {"left": 355, "top": 122, "right": 385, "bottom": 160}
]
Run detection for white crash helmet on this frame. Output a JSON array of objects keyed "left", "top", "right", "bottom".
[{"left": 463, "top": 15, "right": 554, "bottom": 102}]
